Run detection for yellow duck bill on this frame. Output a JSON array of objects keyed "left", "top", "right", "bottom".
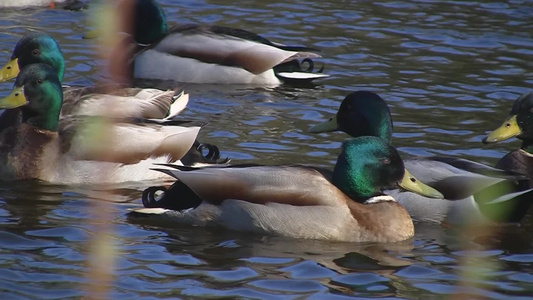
[
  {"left": 399, "top": 169, "right": 443, "bottom": 199},
  {"left": 0, "top": 86, "right": 28, "bottom": 109},
  {"left": 0, "top": 58, "right": 20, "bottom": 82},
  {"left": 483, "top": 115, "right": 521, "bottom": 144},
  {"left": 309, "top": 115, "right": 339, "bottom": 133}
]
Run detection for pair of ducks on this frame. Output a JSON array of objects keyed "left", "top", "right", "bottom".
[{"left": 0, "top": 32, "right": 230, "bottom": 184}]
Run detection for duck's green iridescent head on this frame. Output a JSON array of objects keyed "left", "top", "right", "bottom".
[
  {"left": 126, "top": 0, "right": 169, "bottom": 44},
  {"left": 333, "top": 136, "right": 431, "bottom": 201},
  {"left": 309, "top": 91, "right": 393, "bottom": 142},
  {"left": 0, "top": 64, "right": 63, "bottom": 132},
  {"left": 483, "top": 92, "right": 533, "bottom": 147},
  {"left": 0, "top": 33, "right": 65, "bottom": 82}
]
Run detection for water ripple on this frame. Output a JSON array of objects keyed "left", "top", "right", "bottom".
[{"left": 0, "top": 0, "right": 532, "bottom": 298}]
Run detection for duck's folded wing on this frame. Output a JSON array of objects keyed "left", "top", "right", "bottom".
[
  {"left": 60, "top": 117, "right": 199, "bottom": 164},
  {"left": 151, "top": 165, "right": 349, "bottom": 207},
  {"left": 404, "top": 158, "right": 486, "bottom": 184},
  {"left": 154, "top": 25, "right": 321, "bottom": 75},
  {"left": 429, "top": 156, "right": 528, "bottom": 179},
  {"left": 430, "top": 175, "right": 505, "bottom": 200},
  {"left": 62, "top": 87, "right": 188, "bottom": 120}
]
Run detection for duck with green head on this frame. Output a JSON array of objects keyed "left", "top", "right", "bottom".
[
  {"left": 131, "top": 136, "right": 424, "bottom": 243},
  {"left": 483, "top": 92, "right": 533, "bottom": 185},
  {"left": 102, "top": 0, "right": 328, "bottom": 85},
  {"left": 309, "top": 91, "right": 533, "bottom": 224},
  {"left": 0, "top": 63, "right": 202, "bottom": 184}
]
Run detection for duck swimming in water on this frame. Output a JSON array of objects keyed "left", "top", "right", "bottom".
[
  {"left": 102, "top": 0, "right": 328, "bottom": 85},
  {"left": 131, "top": 136, "right": 428, "bottom": 243}
]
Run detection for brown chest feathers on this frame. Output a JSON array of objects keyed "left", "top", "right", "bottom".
[
  {"left": 0, "top": 124, "right": 58, "bottom": 181},
  {"left": 348, "top": 201, "right": 414, "bottom": 242}
]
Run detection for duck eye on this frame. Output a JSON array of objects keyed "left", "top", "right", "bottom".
[
  {"left": 381, "top": 158, "right": 391, "bottom": 165},
  {"left": 32, "top": 49, "right": 40, "bottom": 56},
  {"left": 36, "top": 79, "right": 43, "bottom": 84}
]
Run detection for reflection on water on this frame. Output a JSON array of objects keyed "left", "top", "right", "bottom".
[{"left": 0, "top": 0, "right": 532, "bottom": 298}]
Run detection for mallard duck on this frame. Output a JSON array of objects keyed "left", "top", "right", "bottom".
[
  {"left": 100, "top": 0, "right": 328, "bottom": 85},
  {"left": 309, "top": 91, "right": 533, "bottom": 224},
  {"left": 0, "top": 33, "right": 187, "bottom": 121},
  {"left": 130, "top": 136, "right": 426, "bottom": 243},
  {"left": 0, "top": 63, "right": 200, "bottom": 184},
  {"left": 483, "top": 92, "right": 533, "bottom": 185}
]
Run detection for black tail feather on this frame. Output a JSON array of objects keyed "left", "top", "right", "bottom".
[
  {"left": 142, "top": 181, "right": 202, "bottom": 211},
  {"left": 180, "top": 140, "right": 231, "bottom": 166},
  {"left": 274, "top": 58, "right": 325, "bottom": 75}
]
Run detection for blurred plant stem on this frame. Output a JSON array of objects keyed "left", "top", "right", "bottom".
[{"left": 83, "top": 1, "right": 132, "bottom": 298}]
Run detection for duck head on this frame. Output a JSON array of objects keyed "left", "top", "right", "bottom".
[
  {"left": 118, "top": 0, "right": 169, "bottom": 45},
  {"left": 310, "top": 91, "right": 393, "bottom": 141},
  {"left": 483, "top": 92, "right": 533, "bottom": 149},
  {"left": 0, "top": 33, "right": 65, "bottom": 82},
  {"left": 0, "top": 64, "right": 63, "bottom": 131},
  {"left": 333, "top": 136, "right": 436, "bottom": 201}
]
